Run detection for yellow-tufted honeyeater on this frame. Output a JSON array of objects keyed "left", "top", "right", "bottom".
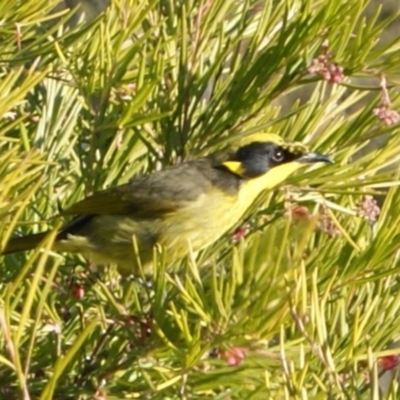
[{"left": 2, "top": 133, "right": 332, "bottom": 275}]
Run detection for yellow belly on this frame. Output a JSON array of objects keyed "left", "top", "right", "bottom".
[{"left": 56, "top": 181, "right": 264, "bottom": 275}]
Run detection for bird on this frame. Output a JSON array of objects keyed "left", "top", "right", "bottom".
[{"left": 2, "top": 133, "right": 332, "bottom": 276}]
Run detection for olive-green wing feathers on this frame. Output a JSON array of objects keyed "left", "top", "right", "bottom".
[{"left": 62, "top": 161, "right": 213, "bottom": 217}]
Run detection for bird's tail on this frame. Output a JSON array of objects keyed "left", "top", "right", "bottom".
[{"left": 1, "top": 232, "right": 49, "bottom": 254}]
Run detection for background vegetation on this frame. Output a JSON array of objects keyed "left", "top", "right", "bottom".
[{"left": 1, "top": 0, "right": 400, "bottom": 398}]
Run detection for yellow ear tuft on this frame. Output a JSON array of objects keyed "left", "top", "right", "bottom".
[{"left": 222, "top": 161, "right": 246, "bottom": 177}]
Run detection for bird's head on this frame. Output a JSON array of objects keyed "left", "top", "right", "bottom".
[{"left": 221, "top": 133, "right": 332, "bottom": 191}]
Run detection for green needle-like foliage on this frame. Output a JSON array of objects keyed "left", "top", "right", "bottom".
[{"left": 1, "top": 0, "right": 400, "bottom": 398}]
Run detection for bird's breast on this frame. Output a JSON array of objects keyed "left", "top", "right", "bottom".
[
  {"left": 157, "top": 184, "right": 260, "bottom": 253},
  {"left": 58, "top": 181, "right": 264, "bottom": 271}
]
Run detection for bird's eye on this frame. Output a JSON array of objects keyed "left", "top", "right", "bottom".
[{"left": 272, "top": 148, "right": 285, "bottom": 163}]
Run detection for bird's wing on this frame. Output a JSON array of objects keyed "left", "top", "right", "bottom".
[{"left": 62, "top": 161, "right": 212, "bottom": 217}]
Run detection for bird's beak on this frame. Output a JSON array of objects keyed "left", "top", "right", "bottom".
[{"left": 298, "top": 152, "right": 333, "bottom": 164}]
